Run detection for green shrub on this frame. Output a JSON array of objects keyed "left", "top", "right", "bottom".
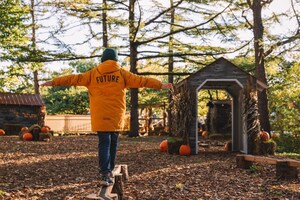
[{"left": 272, "top": 133, "right": 300, "bottom": 153}]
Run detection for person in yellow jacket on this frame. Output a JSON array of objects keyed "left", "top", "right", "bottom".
[{"left": 42, "top": 48, "right": 173, "bottom": 186}]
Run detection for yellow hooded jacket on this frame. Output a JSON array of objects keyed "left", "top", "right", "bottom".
[{"left": 51, "top": 60, "right": 162, "bottom": 132}]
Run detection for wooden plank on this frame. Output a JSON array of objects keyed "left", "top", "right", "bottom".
[
  {"left": 112, "top": 165, "right": 122, "bottom": 175},
  {"left": 86, "top": 185, "right": 116, "bottom": 200},
  {"left": 287, "top": 160, "right": 300, "bottom": 168},
  {"left": 86, "top": 165, "right": 128, "bottom": 200},
  {"left": 243, "top": 155, "right": 278, "bottom": 165},
  {"left": 239, "top": 154, "right": 300, "bottom": 167},
  {"left": 86, "top": 193, "right": 118, "bottom": 200}
]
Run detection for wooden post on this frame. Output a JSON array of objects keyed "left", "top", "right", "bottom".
[
  {"left": 112, "top": 174, "right": 123, "bottom": 200},
  {"left": 276, "top": 161, "right": 299, "bottom": 180},
  {"left": 121, "top": 165, "right": 129, "bottom": 181},
  {"left": 86, "top": 165, "right": 128, "bottom": 200},
  {"left": 236, "top": 155, "right": 253, "bottom": 169}
]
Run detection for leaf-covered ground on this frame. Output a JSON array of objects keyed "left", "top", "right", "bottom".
[{"left": 0, "top": 135, "right": 299, "bottom": 200}]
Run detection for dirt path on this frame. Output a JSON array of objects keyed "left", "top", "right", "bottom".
[{"left": 0, "top": 135, "right": 299, "bottom": 199}]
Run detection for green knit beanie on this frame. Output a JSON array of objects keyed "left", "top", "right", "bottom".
[{"left": 101, "top": 48, "right": 118, "bottom": 62}]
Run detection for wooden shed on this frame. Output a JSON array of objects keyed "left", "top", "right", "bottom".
[
  {"left": 0, "top": 93, "right": 45, "bottom": 135},
  {"left": 171, "top": 57, "right": 267, "bottom": 155}
]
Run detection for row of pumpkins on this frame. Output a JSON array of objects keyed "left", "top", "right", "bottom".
[
  {"left": 159, "top": 130, "right": 271, "bottom": 155},
  {"left": 159, "top": 140, "right": 191, "bottom": 156},
  {"left": 0, "top": 125, "right": 52, "bottom": 142},
  {"left": 19, "top": 124, "right": 52, "bottom": 142}
]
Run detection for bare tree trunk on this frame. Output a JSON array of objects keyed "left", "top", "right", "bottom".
[
  {"left": 30, "top": 0, "right": 39, "bottom": 94},
  {"left": 168, "top": 0, "right": 175, "bottom": 136},
  {"left": 102, "top": 0, "right": 108, "bottom": 48},
  {"left": 251, "top": 0, "right": 271, "bottom": 132},
  {"left": 128, "top": 0, "right": 139, "bottom": 137}
]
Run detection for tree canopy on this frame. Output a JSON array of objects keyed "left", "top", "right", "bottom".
[{"left": 0, "top": 0, "right": 299, "bottom": 134}]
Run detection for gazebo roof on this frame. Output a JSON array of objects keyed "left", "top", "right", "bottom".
[
  {"left": 0, "top": 93, "right": 45, "bottom": 106},
  {"left": 176, "top": 57, "right": 267, "bottom": 91}
]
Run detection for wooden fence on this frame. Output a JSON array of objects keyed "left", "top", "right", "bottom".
[
  {"left": 45, "top": 114, "right": 163, "bottom": 134},
  {"left": 45, "top": 115, "right": 93, "bottom": 133}
]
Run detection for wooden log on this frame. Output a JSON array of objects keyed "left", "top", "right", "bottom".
[
  {"left": 86, "top": 192, "right": 118, "bottom": 200},
  {"left": 287, "top": 160, "right": 300, "bottom": 168},
  {"left": 112, "top": 174, "right": 123, "bottom": 200},
  {"left": 86, "top": 184, "right": 117, "bottom": 200},
  {"left": 86, "top": 165, "right": 128, "bottom": 200},
  {"left": 237, "top": 154, "right": 299, "bottom": 180},
  {"left": 276, "top": 161, "right": 299, "bottom": 180},
  {"left": 120, "top": 165, "right": 129, "bottom": 181},
  {"left": 236, "top": 155, "right": 253, "bottom": 169}
]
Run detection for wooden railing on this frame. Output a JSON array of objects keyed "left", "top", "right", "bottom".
[{"left": 45, "top": 115, "right": 93, "bottom": 133}]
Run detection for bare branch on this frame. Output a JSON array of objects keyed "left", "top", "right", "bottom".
[
  {"left": 246, "top": 0, "right": 253, "bottom": 9},
  {"left": 137, "top": 3, "right": 232, "bottom": 45},
  {"left": 133, "top": 0, "right": 142, "bottom": 42},
  {"left": 144, "top": 0, "right": 184, "bottom": 27},
  {"left": 242, "top": 10, "right": 253, "bottom": 29},
  {"left": 291, "top": 0, "right": 300, "bottom": 34},
  {"left": 137, "top": 72, "right": 192, "bottom": 76},
  {"left": 138, "top": 40, "right": 251, "bottom": 60},
  {"left": 264, "top": 33, "right": 300, "bottom": 57},
  {"left": 261, "top": 0, "right": 273, "bottom": 7}
]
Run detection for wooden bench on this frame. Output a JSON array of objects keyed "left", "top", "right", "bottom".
[
  {"left": 86, "top": 164, "right": 129, "bottom": 200},
  {"left": 236, "top": 154, "right": 300, "bottom": 180}
]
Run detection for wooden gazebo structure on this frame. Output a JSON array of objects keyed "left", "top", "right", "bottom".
[
  {"left": 0, "top": 93, "right": 45, "bottom": 135},
  {"left": 171, "top": 58, "right": 267, "bottom": 155}
]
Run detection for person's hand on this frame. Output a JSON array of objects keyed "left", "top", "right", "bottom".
[
  {"left": 41, "top": 81, "right": 53, "bottom": 86},
  {"left": 161, "top": 83, "right": 173, "bottom": 90}
]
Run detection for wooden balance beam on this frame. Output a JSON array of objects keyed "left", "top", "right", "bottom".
[
  {"left": 86, "top": 164, "right": 129, "bottom": 200},
  {"left": 236, "top": 154, "right": 300, "bottom": 180}
]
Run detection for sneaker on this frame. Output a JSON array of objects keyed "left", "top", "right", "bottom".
[
  {"left": 100, "top": 175, "right": 114, "bottom": 186},
  {"left": 108, "top": 171, "right": 115, "bottom": 178}
]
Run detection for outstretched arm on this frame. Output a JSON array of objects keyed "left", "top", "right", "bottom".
[
  {"left": 40, "top": 71, "right": 92, "bottom": 87},
  {"left": 41, "top": 81, "right": 53, "bottom": 86},
  {"left": 161, "top": 83, "right": 173, "bottom": 90}
]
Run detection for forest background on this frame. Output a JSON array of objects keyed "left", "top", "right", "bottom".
[{"left": 0, "top": 0, "right": 299, "bottom": 142}]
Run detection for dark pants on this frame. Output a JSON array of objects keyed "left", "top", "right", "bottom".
[{"left": 97, "top": 132, "right": 119, "bottom": 176}]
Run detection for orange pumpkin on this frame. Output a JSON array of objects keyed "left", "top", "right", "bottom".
[
  {"left": 21, "top": 127, "right": 29, "bottom": 132},
  {"left": 202, "top": 131, "right": 208, "bottom": 138},
  {"left": 159, "top": 140, "right": 168, "bottom": 152},
  {"left": 179, "top": 145, "right": 191, "bottom": 156},
  {"left": 224, "top": 141, "right": 232, "bottom": 151},
  {"left": 260, "top": 131, "right": 270, "bottom": 141},
  {"left": 41, "top": 126, "right": 50, "bottom": 133},
  {"left": 23, "top": 133, "right": 33, "bottom": 141},
  {"left": 0, "top": 129, "right": 5, "bottom": 135}
]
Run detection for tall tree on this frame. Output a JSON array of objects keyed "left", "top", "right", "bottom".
[
  {"left": 0, "top": 0, "right": 31, "bottom": 92},
  {"left": 30, "top": 0, "right": 41, "bottom": 94},
  {"left": 128, "top": 0, "right": 139, "bottom": 137},
  {"left": 102, "top": 0, "right": 109, "bottom": 48},
  {"left": 0, "top": 0, "right": 29, "bottom": 59},
  {"left": 167, "top": 0, "right": 175, "bottom": 135},
  {"left": 246, "top": 0, "right": 300, "bottom": 133},
  {"left": 248, "top": 0, "right": 271, "bottom": 132}
]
